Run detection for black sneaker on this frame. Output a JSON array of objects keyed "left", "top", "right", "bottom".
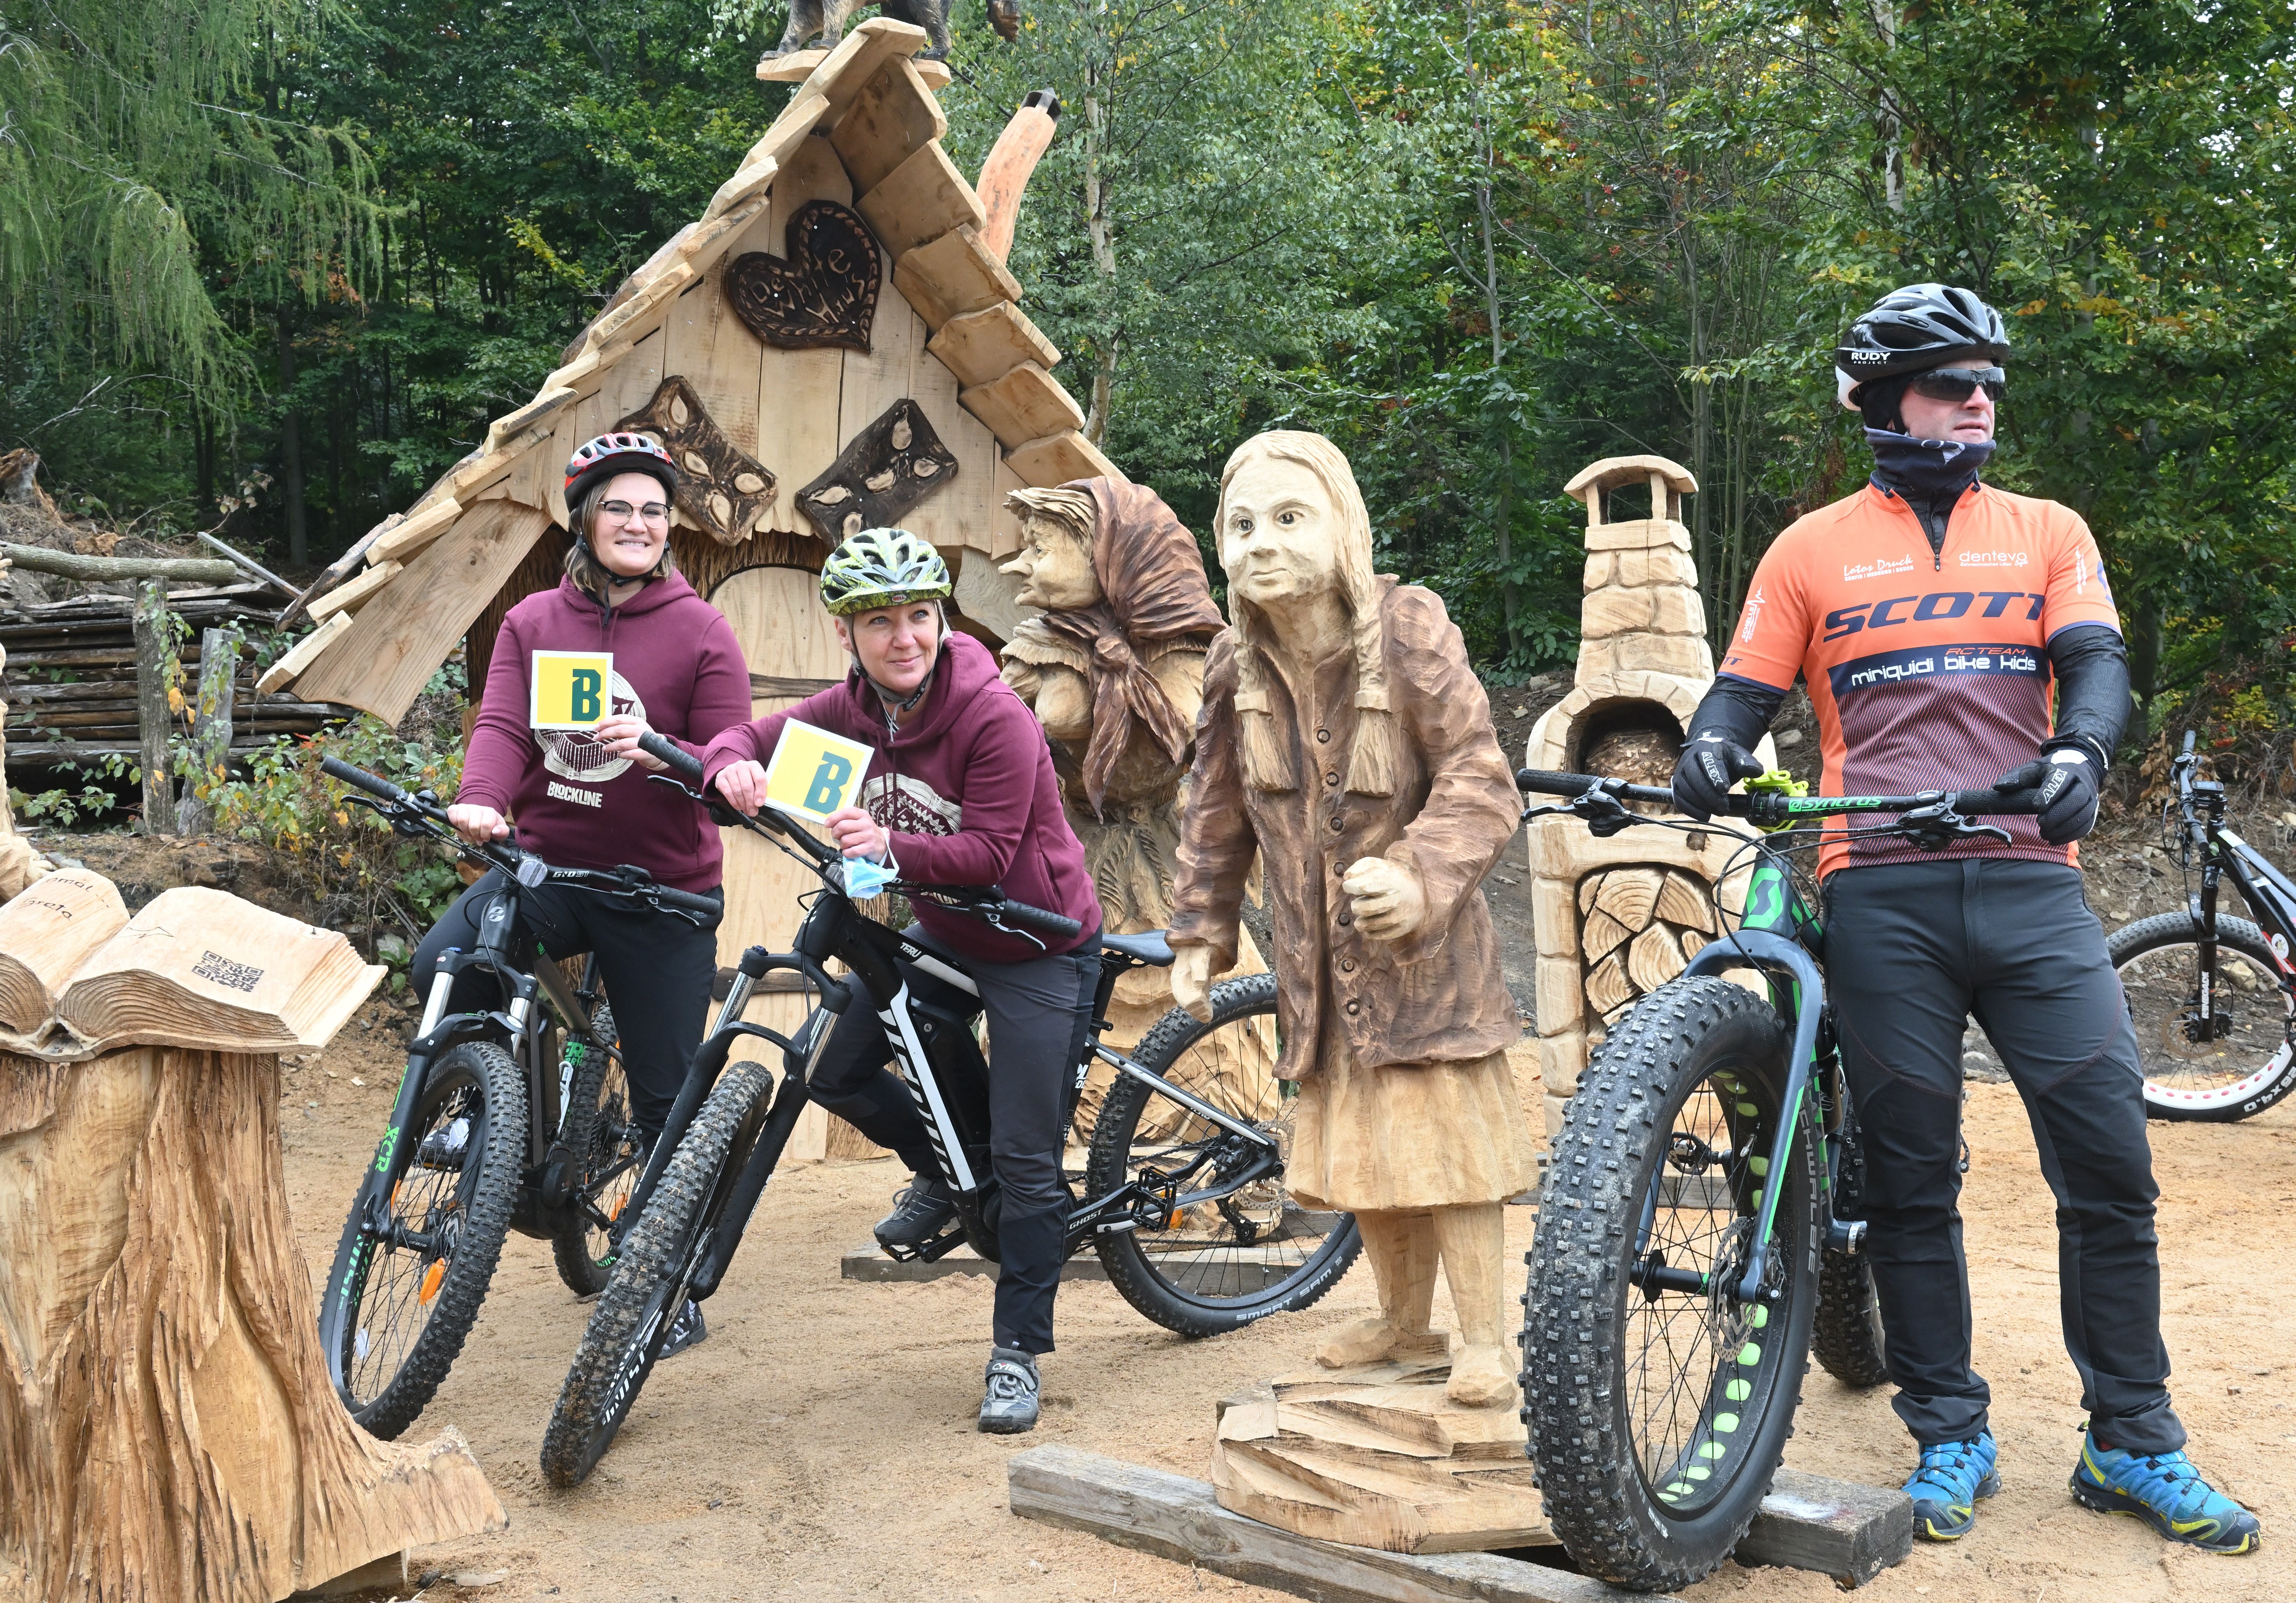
[
  {"left": 874, "top": 1175, "right": 958, "bottom": 1250},
  {"left": 978, "top": 1347, "right": 1040, "bottom": 1434},
  {"left": 657, "top": 1299, "right": 707, "bottom": 1360}
]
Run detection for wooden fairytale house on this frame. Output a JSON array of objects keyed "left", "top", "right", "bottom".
[{"left": 262, "top": 18, "right": 1107, "bottom": 1149}]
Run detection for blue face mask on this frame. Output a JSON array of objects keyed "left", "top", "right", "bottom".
[
  {"left": 840, "top": 856, "right": 897, "bottom": 898},
  {"left": 1866, "top": 427, "right": 1997, "bottom": 503}
]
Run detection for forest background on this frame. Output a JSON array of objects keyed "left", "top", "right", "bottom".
[{"left": 5, "top": 0, "right": 2292, "bottom": 744}]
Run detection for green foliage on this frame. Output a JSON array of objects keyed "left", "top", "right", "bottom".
[
  {"left": 8, "top": 782, "right": 117, "bottom": 829},
  {"left": 211, "top": 718, "right": 464, "bottom": 939}
]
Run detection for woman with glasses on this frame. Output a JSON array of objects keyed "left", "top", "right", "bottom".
[{"left": 412, "top": 432, "right": 752, "bottom": 1354}]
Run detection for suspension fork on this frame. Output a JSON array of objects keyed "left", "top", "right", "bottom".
[{"left": 1682, "top": 932, "right": 1828, "bottom": 1303}]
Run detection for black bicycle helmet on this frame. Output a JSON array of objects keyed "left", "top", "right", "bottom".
[
  {"left": 1835, "top": 284, "right": 2008, "bottom": 408},
  {"left": 563, "top": 432, "right": 679, "bottom": 508}
]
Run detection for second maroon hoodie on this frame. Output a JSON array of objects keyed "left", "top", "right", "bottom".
[
  {"left": 699, "top": 632, "right": 1102, "bottom": 961},
  {"left": 460, "top": 573, "right": 752, "bottom": 891}
]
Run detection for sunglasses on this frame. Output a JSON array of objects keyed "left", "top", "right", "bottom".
[
  {"left": 599, "top": 499, "right": 671, "bottom": 524},
  {"left": 1906, "top": 366, "right": 2006, "bottom": 403}
]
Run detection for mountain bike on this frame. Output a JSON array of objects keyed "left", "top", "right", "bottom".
[
  {"left": 1513, "top": 767, "right": 2040, "bottom": 1592},
  {"left": 315, "top": 756, "right": 721, "bottom": 1439},
  {"left": 2107, "top": 730, "right": 2296, "bottom": 1122},
  {"left": 537, "top": 733, "right": 1359, "bottom": 1487}
]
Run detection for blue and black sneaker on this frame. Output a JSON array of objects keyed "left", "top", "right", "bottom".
[
  {"left": 2069, "top": 1431, "right": 2260, "bottom": 1554},
  {"left": 1904, "top": 1432, "right": 2000, "bottom": 1541}
]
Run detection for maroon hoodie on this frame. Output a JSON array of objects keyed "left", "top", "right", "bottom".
[
  {"left": 460, "top": 573, "right": 751, "bottom": 891},
  {"left": 698, "top": 632, "right": 1101, "bottom": 961}
]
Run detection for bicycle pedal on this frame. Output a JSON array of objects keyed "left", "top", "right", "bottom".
[{"left": 913, "top": 1224, "right": 969, "bottom": 1263}]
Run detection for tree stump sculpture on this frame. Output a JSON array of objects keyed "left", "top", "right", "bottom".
[
  {"left": 0, "top": 880, "right": 505, "bottom": 1602},
  {"left": 1521, "top": 455, "right": 1775, "bottom": 1139}
]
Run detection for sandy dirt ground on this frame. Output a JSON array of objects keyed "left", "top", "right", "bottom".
[{"left": 275, "top": 1006, "right": 2296, "bottom": 1603}]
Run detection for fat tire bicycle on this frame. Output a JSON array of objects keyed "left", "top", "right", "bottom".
[
  {"left": 2107, "top": 729, "right": 2296, "bottom": 1122},
  {"left": 314, "top": 756, "right": 721, "bottom": 1439},
  {"left": 1513, "top": 767, "right": 2040, "bottom": 1592},
  {"left": 538, "top": 734, "right": 1359, "bottom": 1487}
]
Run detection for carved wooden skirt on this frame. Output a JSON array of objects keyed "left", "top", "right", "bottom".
[
  {"left": 1285, "top": 1041, "right": 1534, "bottom": 1213},
  {"left": 0, "top": 1048, "right": 503, "bottom": 1602}
]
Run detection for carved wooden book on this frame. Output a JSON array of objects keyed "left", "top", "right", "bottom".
[
  {"left": 0, "top": 867, "right": 128, "bottom": 1035},
  {"left": 48, "top": 886, "right": 383, "bottom": 1052}
]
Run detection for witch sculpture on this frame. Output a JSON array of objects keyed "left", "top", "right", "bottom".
[
  {"left": 997, "top": 480, "right": 1271, "bottom": 1114},
  {"left": 1168, "top": 431, "right": 1533, "bottom": 1408}
]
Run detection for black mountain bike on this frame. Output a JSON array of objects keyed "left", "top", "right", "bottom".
[
  {"left": 538, "top": 733, "right": 1359, "bottom": 1487},
  {"left": 2108, "top": 729, "right": 2296, "bottom": 1122},
  {"left": 1513, "top": 767, "right": 2040, "bottom": 1592},
  {"left": 315, "top": 756, "right": 721, "bottom": 1439}
]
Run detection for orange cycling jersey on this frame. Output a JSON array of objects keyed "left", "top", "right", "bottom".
[{"left": 1720, "top": 480, "right": 2121, "bottom": 877}]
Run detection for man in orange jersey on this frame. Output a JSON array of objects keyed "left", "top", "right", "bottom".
[{"left": 1671, "top": 285, "right": 2258, "bottom": 1553}]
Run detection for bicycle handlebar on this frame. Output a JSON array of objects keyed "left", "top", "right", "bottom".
[
  {"left": 639, "top": 731, "right": 706, "bottom": 785},
  {"left": 1515, "top": 767, "right": 2043, "bottom": 818}
]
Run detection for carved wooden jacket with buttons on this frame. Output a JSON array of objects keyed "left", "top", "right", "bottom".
[{"left": 1170, "top": 579, "right": 1522, "bottom": 1078}]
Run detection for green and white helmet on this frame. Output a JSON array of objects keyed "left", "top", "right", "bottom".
[{"left": 818, "top": 527, "right": 953, "bottom": 616}]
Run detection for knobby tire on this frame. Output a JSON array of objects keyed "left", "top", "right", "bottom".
[
  {"left": 1810, "top": 1097, "right": 1888, "bottom": 1389},
  {"left": 2110, "top": 912, "right": 2296, "bottom": 1123},
  {"left": 1521, "top": 976, "right": 1817, "bottom": 1593},
  {"left": 320, "top": 1041, "right": 524, "bottom": 1440},
  {"left": 553, "top": 1005, "right": 638, "bottom": 1295},
  {"left": 541, "top": 1057, "right": 775, "bottom": 1489}
]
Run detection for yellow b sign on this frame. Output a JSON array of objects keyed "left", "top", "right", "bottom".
[
  {"left": 530, "top": 651, "right": 615, "bottom": 729},
  {"left": 762, "top": 718, "right": 875, "bottom": 823}
]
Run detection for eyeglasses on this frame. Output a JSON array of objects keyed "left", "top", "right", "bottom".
[
  {"left": 1907, "top": 366, "right": 2006, "bottom": 404},
  {"left": 599, "top": 499, "right": 670, "bottom": 524}
]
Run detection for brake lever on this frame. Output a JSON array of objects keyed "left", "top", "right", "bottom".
[
  {"left": 1899, "top": 800, "right": 2011, "bottom": 852},
  {"left": 1518, "top": 783, "right": 1640, "bottom": 839}
]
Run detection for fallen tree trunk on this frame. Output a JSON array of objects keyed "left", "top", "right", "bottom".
[{"left": 0, "top": 545, "right": 240, "bottom": 585}]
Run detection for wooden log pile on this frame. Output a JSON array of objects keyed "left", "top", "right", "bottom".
[{"left": 0, "top": 586, "right": 346, "bottom": 772}]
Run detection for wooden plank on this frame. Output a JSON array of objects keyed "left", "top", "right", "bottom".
[
  {"left": 959, "top": 362, "right": 1087, "bottom": 448},
  {"left": 1007, "top": 1447, "right": 1650, "bottom": 1603},
  {"left": 856, "top": 141, "right": 986, "bottom": 260},
  {"left": 892, "top": 225, "right": 1023, "bottom": 331},
  {"left": 366, "top": 496, "right": 462, "bottom": 565},
  {"left": 1736, "top": 1469, "right": 1912, "bottom": 1589},
  {"left": 661, "top": 263, "right": 767, "bottom": 536},
  {"left": 1006, "top": 429, "right": 1125, "bottom": 489},
  {"left": 482, "top": 387, "right": 574, "bottom": 457},
  {"left": 924, "top": 301, "right": 1058, "bottom": 389},
  {"left": 991, "top": 453, "right": 1028, "bottom": 556},
  {"left": 690, "top": 184, "right": 773, "bottom": 261},
  {"left": 754, "top": 137, "right": 852, "bottom": 538},
  {"left": 760, "top": 47, "right": 949, "bottom": 91},
  {"left": 551, "top": 328, "right": 668, "bottom": 525},
  {"left": 255, "top": 612, "right": 353, "bottom": 697},
  {"left": 579, "top": 261, "right": 696, "bottom": 361},
  {"left": 762, "top": 16, "right": 928, "bottom": 112},
  {"left": 748, "top": 91, "right": 832, "bottom": 169},
  {"left": 829, "top": 57, "right": 947, "bottom": 197},
  {"left": 290, "top": 502, "right": 554, "bottom": 726},
  {"left": 306, "top": 560, "right": 402, "bottom": 622}
]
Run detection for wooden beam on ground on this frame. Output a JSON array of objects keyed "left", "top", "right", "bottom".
[
  {"left": 1007, "top": 1447, "right": 1652, "bottom": 1603},
  {"left": 1, "top": 546, "right": 238, "bottom": 585},
  {"left": 840, "top": 1244, "right": 1110, "bottom": 1284},
  {"left": 1735, "top": 1468, "right": 1912, "bottom": 1589},
  {"left": 291, "top": 501, "right": 553, "bottom": 726}
]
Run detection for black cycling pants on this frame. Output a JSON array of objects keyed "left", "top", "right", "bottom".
[
  {"left": 413, "top": 870, "right": 722, "bottom": 1143},
  {"left": 1824, "top": 857, "right": 2183, "bottom": 1455},
  {"left": 809, "top": 932, "right": 1100, "bottom": 1354}
]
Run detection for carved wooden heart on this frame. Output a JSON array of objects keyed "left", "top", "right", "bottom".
[{"left": 724, "top": 200, "right": 881, "bottom": 353}]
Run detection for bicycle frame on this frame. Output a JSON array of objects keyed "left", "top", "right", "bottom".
[{"left": 2172, "top": 759, "right": 2296, "bottom": 1037}]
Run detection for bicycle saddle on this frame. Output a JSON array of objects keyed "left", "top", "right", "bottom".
[{"left": 1101, "top": 929, "right": 1174, "bottom": 968}]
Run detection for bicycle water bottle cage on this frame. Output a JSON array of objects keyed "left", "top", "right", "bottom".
[{"left": 1741, "top": 769, "right": 1806, "bottom": 832}]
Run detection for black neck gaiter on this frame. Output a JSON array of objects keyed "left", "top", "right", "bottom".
[{"left": 1866, "top": 428, "right": 1997, "bottom": 553}]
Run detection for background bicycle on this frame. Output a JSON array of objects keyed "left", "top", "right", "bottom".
[
  {"left": 315, "top": 756, "right": 717, "bottom": 1439},
  {"left": 2107, "top": 730, "right": 2296, "bottom": 1122},
  {"left": 538, "top": 735, "right": 1359, "bottom": 1486}
]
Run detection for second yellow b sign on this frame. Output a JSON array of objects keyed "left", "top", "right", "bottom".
[{"left": 530, "top": 651, "right": 615, "bottom": 729}]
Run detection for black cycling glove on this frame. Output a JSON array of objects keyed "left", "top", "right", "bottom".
[
  {"left": 1994, "top": 745, "right": 2101, "bottom": 845},
  {"left": 1672, "top": 734, "right": 1764, "bottom": 822}
]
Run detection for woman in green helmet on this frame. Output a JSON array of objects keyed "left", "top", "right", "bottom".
[{"left": 700, "top": 529, "right": 1103, "bottom": 1434}]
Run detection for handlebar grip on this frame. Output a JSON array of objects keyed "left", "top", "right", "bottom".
[
  {"left": 999, "top": 898, "right": 1083, "bottom": 940},
  {"left": 1515, "top": 767, "right": 1675, "bottom": 807},
  {"left": 321, "top": 755, "right": 410, "bottom": 805},
  {"left": 2181, "top": 729, "right": 2198, "bottom": 756},
  {"left": 1957, "top": 788, "right": 2041, "bottom": 816},
  {"left": 640, "top": 732, "right": 706, "bottom": 784},
  {"left": 650, "top": 884, "right": 724, "bottom": 917}
]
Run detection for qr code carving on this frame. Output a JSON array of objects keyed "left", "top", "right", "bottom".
[{"left": 192, "top": 950, "right": 264, "bottom": 993}]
